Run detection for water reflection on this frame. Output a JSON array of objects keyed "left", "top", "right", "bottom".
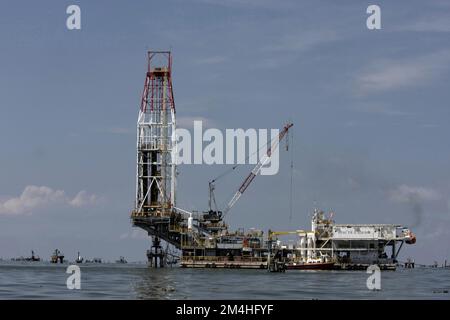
[
  {"left": 132, "top": 268, "right": 184, "bottom": 299},
  {"left": 1, "top": 261, "right": 449, "bottom": 299}
]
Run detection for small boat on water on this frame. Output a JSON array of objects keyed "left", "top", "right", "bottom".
[
  {"left": 51, "top": 249, "right": 64, "bottom": 264},
  {"left": 286, "top": 257, "right": 335, "bottom": 270},
  {"left": 115, "top": 256, "right": 127, "bottom": 264},
  {"left": 75, "top": 252, "right": 83, "bottom": 264},
  {"left": 25, "top": 250, "right": 40, "bottom": 262},
  {"left": 13, "top": 250, "right": 41, "bottom": 262},
  {"left": 30, "top": 250, "right": 40, "bottom": 262}
]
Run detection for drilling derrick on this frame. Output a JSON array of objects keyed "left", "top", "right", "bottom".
[
  {"left": 131, "top": 51, "right": 182, "bottom": 266},
  {"left": 135, "top": 51, "right": 176, "bottom": 216}
]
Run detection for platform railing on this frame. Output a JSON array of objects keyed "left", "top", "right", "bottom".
[{"left": 181, "top": 256, "right": 267, "bottom": 263}]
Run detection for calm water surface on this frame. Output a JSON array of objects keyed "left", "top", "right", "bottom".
[{"left": 0, "top": 261, "right": 449, "bottom": 299}]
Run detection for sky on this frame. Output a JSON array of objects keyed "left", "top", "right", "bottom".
[{"left": 0, "top": 0, "right": 450, "bottom": 263}]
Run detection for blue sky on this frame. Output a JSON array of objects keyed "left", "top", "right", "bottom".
[{"left": 1, "top": 0, "right": 450, "bottom": 263}]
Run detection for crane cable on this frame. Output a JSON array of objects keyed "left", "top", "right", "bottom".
[
  {"left": 220, "top": 125, "right": 293, "bottom": 218},
  {"left": 289, "top": 129, "right": 294, "bottom": 222},
  {"left": 209, "top": 132, "right": 274, "bottom": 184},
  {"left": 211, "top": 130, "right": 283, "bottom": 214}
]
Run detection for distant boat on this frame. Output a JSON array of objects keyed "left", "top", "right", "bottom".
[
  {"left": 51, "top": 249, "right": 64, "bottom": 264},
  {"left": 75, "top": 252, "right": 83, "bottom": 264},
  {"left": 11, "top": 256, "right": 26, "bottom": 262},
  {"left": 115, "top": 256, "right": 127, "bottom": 264},
  {"left": 13, "top": 251, "right": 40, "bottom": 262},
  {"left": 24, "top": 250, "right": 41, "bottom": 262},
  {"left": 83, "top": 257, "right": 102, "bottom": 263},
  {"left": 286, "top": 257, "right": 335, "bottom": 270},
  {"left": 92, "top": 258, "right": 102, "bottom": 263}
]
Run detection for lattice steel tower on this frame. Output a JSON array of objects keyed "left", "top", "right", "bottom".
[
  {"left": 133, "top": 51, "right": 176, "bottom": 217},
  {"left": 131, "top": 52, "right": 183, "bottom": 267}
]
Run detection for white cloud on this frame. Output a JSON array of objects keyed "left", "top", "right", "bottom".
[
  {"left": 356, "top": 50, "right": 450, "bottom": 95},
  {"left": 389, "top": 185, "right": 441, "bottom": 203},
  {"left": 0, "top": 186, "right": 65, "bottom": 215},
  {"left": 0, "top": 185, "right": 100, "bottom": 216},
  {"left": 69, "top": 190, "right": 100, "bottom": 207}
]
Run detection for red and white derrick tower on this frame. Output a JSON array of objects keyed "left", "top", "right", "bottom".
[
  {"left": 134, "top": 51, "right": 177, "bottom": 218},
  {"left": 131, "top": 52, "right": 181, "bottom": 266}
]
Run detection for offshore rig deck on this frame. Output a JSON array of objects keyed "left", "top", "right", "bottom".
[{"left": 130, "top": 51, "right": 416, "bottom": 271}]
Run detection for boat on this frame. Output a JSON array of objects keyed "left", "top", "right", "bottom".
[
  {"left": 275, "top": 210, "right": 417, "bottom": 271},
  {"left": 115, "top": 256, "right": 127, "bottom": 264},
  {"left": 75, "top": 252, "right": 83, "bottom": 264},
  {"left": 287, "top": 258, "right": 335, "bottom": 270},
  {"left": 24, "top": 250, "right": 41, "bottom": 262},
  {"left": 50, "top": 249, "right": 64, "bottom": 263},
  {"left": 11, "top": 256, "right": 26, "bottom": 262},
  {"left": 13, "top": 250, "right": 41, "bottom": 262}
]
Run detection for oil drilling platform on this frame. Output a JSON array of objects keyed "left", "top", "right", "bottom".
[
  {"left": 130, "top": 51, "right": 294, "bottom": 268},
  {"left": 130, "top": 51, "right": 416, "bottom": 270}
]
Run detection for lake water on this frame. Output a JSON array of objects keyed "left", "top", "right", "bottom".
[{"left": 0, "top": 261, "right": 449, "bottom": 299}]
